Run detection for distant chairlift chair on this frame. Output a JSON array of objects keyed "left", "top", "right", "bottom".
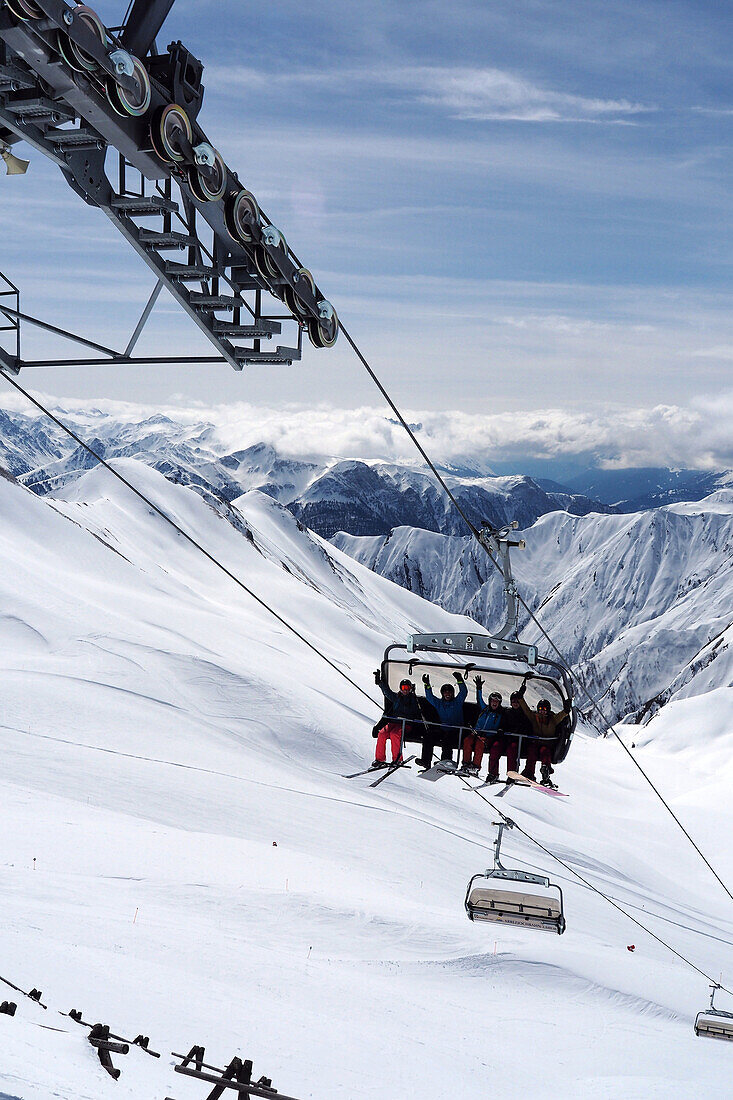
[
  {"left": 465, "top": 820, "right": 566, "bottom": 935},
  {"left": 694, "top": 984, "right": 733, "bottom": 1041}
]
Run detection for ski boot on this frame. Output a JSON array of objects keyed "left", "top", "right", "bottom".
[{"left": 540, "top": 764, "right": 558, "bottom": 789}]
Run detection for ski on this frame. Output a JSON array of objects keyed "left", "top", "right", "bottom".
[
  {"left": 369, "top": 754, "right": 416, "bottom": 787},
  {"left": 343, "top": 763, "right": 387, "bottom": 779},
  {"left": 463, "top": 777, "right": 507, "bottom": 792},
  {"left": 506, "top": 770, "right": 568, "bottom": 797}
]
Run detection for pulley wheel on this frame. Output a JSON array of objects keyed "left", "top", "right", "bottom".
[
  {"left": 284, "top": 267, "right": 316, "bottom": 318},
  {"left": 68, "top": 6, "right": 106, "bottom": 72},
  {"left": 253, "top": 245, "right": 272, "bottom": 283},
  {"left": 150, "top": 104, "right": 192, "bottom": 164},
  {"left": 224, "top": 188, "right": 260, "bottom": 244},
  {"left": 106, "top": 55, "right": 151, "bottom": 117},
  {"left": 187, "top": 150, "right": 227, "bottom": 202},
  {"left": 5, "top": 0, "right": 43, "bottom": 18},
  {"left": 308, "top": 303, "right": 339, "bottom": 348}
]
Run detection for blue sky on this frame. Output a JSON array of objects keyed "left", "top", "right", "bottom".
[{"left": 1, "top": 0, "right": 731, "bottom": 465}]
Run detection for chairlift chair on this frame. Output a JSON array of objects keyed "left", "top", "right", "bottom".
[
  {"left": 694, "top": 984, "right": 733, "bottom": 1041},
  {"left": 465, "top": 820, "right": 566, "bottom": 934},
  {"left": 373, "top": 523, "right": 576, "bottom": 768},
  {"left": 376, "top": 632, "right": 575, "bottom": 766}
]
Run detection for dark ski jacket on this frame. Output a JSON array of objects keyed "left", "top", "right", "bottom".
[
  {"left": 378, "top": 676, "right": 423, "bottom": 722},
  {"left": 501, "top": 706, "right": 532, "bottom": 738},
  {"left": 475, "top": 688, "right": 503, "bottom": 734},
  {"left": 425, "top": 682, "right": 467, "bottom": 730}
]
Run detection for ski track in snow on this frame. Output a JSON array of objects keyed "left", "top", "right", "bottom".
[{"left": 0, "top": 460, "right": 731, "bottom": 1098}]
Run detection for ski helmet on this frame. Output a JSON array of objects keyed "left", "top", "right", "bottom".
[
  {"left": 537, "top": 698, "right": 551, "bottom": 712},
  {"left": 399, "top": 679, "right": 413, "bottom": 691},
  {"left": 440, "top": 683, "right": 455, "bottom": 696},
  {"left": 489, "top": 691, "right": 502, "bottom": 704}
]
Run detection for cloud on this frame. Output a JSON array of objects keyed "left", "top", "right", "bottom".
[
  {"left": 205, "top": 63, "right": 649, "bottom": 124},
  {"left": 399, "top": 66, "right": 650, "bottom": 123},
  {"left": 1, "top": 389, "right": 731, "bottom": 474}
]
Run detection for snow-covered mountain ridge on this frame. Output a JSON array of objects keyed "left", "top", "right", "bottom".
[
  {"left": 334, "top": 491, "right": 733, "bottom": 724},
  {"left": 0, "top": 402, "right": 614, "bottom": 538}
]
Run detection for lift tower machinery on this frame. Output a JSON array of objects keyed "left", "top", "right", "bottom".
[{"left": 0, "top": 0, "right": 339, "bottom": 373}]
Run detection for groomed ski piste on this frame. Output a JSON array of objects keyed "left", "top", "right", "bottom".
[{"left": 0, "top": 458, "right": 731, "bottom": 1099}]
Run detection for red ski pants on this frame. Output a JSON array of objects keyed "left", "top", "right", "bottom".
[
  {"left": 522, "top": 740, "right": 553, "bottom": 780},
  {"left": 376, "top": 721, "right": 404, "bottom": 763},
  {"left": 462, "top": 733, "right": 487, "bottom": 768},
  {"left": 488, "top": 737, "right": 519, "bottom": 776}
]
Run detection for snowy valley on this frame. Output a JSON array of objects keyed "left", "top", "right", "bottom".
[{"left": 0, "top": 438, "right": 731, "bottom": 1098}]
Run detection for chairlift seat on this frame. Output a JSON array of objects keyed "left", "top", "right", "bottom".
[
  {"left": 467, "top": 885, "right": 565, "bottom": 934},
  {"left": 694, "top": 1010, "right": 733, "bottom": 1041}
]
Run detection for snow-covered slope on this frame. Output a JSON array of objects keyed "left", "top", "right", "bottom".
[
  {"left": 334, "top": 491, "right": 733, "bottom": 722},
  {"left": 1, "top": 459, "right": 732, "bottom": 1099}
]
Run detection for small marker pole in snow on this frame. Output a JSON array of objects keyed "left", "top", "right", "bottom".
[
  {"left": 133, "top": 908, "right": 138, "bottom": 924},
  {"left": 493, "top": 941, "right": 497, "bottom": 955},
  {"left": 32, "top": 857, "right": 36, "bottom": 871},
  {"left": 307, "top": 946, "right": 312, "bottom": 960}
]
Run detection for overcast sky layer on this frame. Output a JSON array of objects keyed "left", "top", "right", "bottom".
[{"left": 1, "top": 0, "right": 731, "bottom": 458}]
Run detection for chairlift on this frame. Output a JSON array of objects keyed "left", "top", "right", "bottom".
[
  {"left": 374, "top": 523, "right": 575, "bottom": 768},
  {"left": 694, "top": 984, "right": 733, "bottom": 1041},
  {"left": 465, "top": 820, "right": 566, "bottom": 935}
]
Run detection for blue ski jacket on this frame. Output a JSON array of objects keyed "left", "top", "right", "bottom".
[
  {"left": 475, "top": 688, "right": 503, "bottom": 734},
  {"left": 425, "top": 682, "right": 467, "bottom": 729}
]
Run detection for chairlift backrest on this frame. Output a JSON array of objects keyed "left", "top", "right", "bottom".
[
  {"left": 466, "top": 881, "right": 565, "bottom": 934},
  {"left": 694, "top": 1011, "right": 733, "bottom": 1041}
]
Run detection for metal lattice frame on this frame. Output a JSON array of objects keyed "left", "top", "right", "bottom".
[{"left": 0, "top": 0, "right": 338, "bottom": 373}]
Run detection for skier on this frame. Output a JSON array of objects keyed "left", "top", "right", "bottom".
[
  {"left": 495, "top": 690, "right": 532, "bottom": 779},
  {"left": 418, "top": 670, "right": 467, "bottom": 769},
  {"left": 516, "top": 675, "right": 570, "bottom": 785},
  {"left": 461, "top": 679, "right": 503, "bottom": 776},
  {"left": 372, "top": 670, "right": 422, "bottom": 767}
]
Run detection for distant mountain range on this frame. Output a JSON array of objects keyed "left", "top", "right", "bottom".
[{"left": 1, "top": 404, "right": 729, "bottom": 543}]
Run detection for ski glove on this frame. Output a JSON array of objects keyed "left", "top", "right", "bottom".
[
  {"left": 373, "top": 669, "right": 381, "bottom": 684},
  {"left": 453, "top": 671, "right": 464, "bottom": 683},
  {"left": 422, "top": 674, "right": 430, "bottom": 686},
  {"left": 474, "top": 676, "right": 484, "bottom": 689}
]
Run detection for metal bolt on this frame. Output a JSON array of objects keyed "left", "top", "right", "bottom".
[{"left": 63, "top": 10, "right": 73, "bottom": 25}]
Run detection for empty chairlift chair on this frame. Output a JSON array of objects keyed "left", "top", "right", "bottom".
[
  {"left": 465, "top": 821, "right": 566, "bottom": 935},
  {"left": 694, "top": 984, "right": 733, "bottom": 1041}
]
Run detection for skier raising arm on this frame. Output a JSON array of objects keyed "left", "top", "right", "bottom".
[
  {"left": 372, "top": 669, "right": 422, "bottom": 768},
  {"left": 461, "top": 677, "right": 503, "bottom": 777},
  {"left": 516, "top": 674, "right": 570, "bottom": 785},
  {"left": 418, "top": 670, "right": 467, "bottom": 768}
]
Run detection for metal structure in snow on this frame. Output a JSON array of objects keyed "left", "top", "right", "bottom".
[
  {"left": 0, "top": 0, "right": 338, "bottom": 374},
  {"left": 465, "top": 819, "right": 566, "bottom": 934}
]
